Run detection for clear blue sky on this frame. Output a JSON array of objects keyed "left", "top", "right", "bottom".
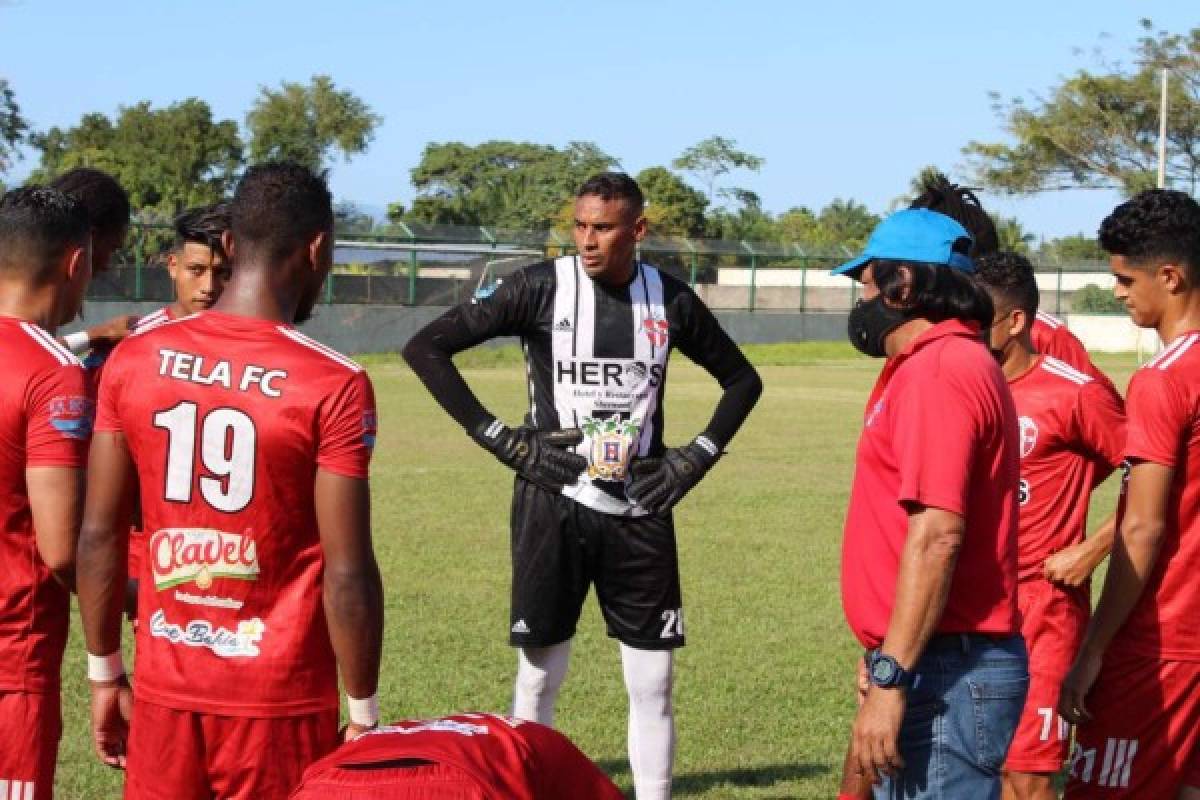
[{"left": 1, "top": 0, "right": 1193, "bottom": 239}]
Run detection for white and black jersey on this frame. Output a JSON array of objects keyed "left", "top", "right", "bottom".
[{"left": 404, "top": 256, "right": 761, "bottom": 516}]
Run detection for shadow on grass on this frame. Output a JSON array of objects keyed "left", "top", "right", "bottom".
[{"left": 596, "top": 760, "right": 830, "bottom": 796}]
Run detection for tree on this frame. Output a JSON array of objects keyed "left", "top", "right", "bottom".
[
  {"left": 30, "top": 99, "right": 242, "bottom": 215},
  {"left": 964, "top": 21, "right": 1200, "bottom": 195},
  {"left": 402, "top": 140, "right": 617, "bottom": 229},
  {"left": 776, "top": 199, "right": 879, "bottom": 252},
  {"left": 246, "top": 75, "right": 381, "bottom": 174},
  {"left": 672, "top": 136, "right": 764, "bottom": 202},
  {"left": 0, "top": 77, "right": 29, "bottom": 176},
  {"left": 995, "top": 216, "right": 1035, "bottom": 255},
  {"left": 636, "top": 166, "right": 708, "bottom": 237},
  {"left": 334, "top": 201, "right": 376, "bottom": 236},
  {"left": 1038, "top": 233, "right": 1107, "bottom": 263},
  {"left": 705, "top": 189, "right": 778, "bottom": 242}
]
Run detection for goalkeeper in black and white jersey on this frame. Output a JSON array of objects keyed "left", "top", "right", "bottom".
[{"left": 403, "top": 172, "right": 762, "bottom": 800}]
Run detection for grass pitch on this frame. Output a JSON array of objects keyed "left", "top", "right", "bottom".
[{"left": 55, "top": 343, "right": 1136, "bottom": 798}]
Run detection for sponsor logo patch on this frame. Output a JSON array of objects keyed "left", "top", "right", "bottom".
[
  {"left": 149, "top": 609, "right": 265, "bottom": 658},
  {"left": 48, "top": 395, "right": 95, "bottom": 440},
  {"left": 1019, "top": 416, "right": 1039, "bottom": 458},
  {"left": 150, "top": 528, "right": 259, "bottom": 591}
]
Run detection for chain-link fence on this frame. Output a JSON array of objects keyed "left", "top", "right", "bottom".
[{"left": 90, "top": 223, "right": 1115, "bottom": 315}]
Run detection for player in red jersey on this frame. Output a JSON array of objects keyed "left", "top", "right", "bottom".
[
  {"left": 134, "top": 202, "right": 232, "bottom": 337},
  {"left": 76, "top": 163, "right": 385, "bottom": 800},
  {"left": 1059, "top": 190, "right": 1200, "bottom": 798},
  {"left": 0, "top": 186, "right": 97, "bottom": 799},
  {"left": 289, "top": 712, "right": 623, "bottom": 800},
  {"left": 975, "top": 252, "right": 1126, "bottom": 800},
  {"left": 49, "top": 168, "right": 140, "bottom": 361}
]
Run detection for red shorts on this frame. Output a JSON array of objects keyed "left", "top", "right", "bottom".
[
  {"left": 1005, "top": 580, "right": 1088, "bottom": 773},
  {"left": 0, "top": 691, "right": 60, "bottom": 800},
  {"left": 290, "top": 763, "right": 485, "bottom": 800},
  {"left": 1064, "top": 650, "right": 1200, "bottom": 797},
  {"left": 125, "top": 699, "right": 338, "bottom": 800}
]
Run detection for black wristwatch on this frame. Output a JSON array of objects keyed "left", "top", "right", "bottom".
[{"left": 865, "top": 649, "right": 913, "bottom": 690}]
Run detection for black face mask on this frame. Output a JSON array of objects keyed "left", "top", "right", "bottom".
[{"left": 847, "top": 296, "right": 908, "bottom": 358}]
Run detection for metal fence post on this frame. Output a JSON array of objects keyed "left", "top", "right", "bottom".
[
  {"left": 1056, "top": 266, "right": 1063, "bottom": 316},
  {"left": 743, "top": 242, "right": 757, "bottom": 311},
  {"left": 397, "top": 222, "right": 417, "bottom": 306},
  {"left": 134, "top": 227, "right": 144, "bottom": 301}
]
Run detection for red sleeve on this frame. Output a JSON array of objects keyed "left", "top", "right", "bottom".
[
  {"left": 1125, "top": 368, "right": 1188, "bottom": 468},
  {"left": 316, "top": 370, "right": 377, "bottom": 479},
  {"left": 93, "top": 349, "right": 126, "bottom": 434},
  {"left": 892, "top": 364, "right": 978, "bottom": 516},
  {"left": 1049, "top": 326, "right": 1092, "bottom": 369},
  {"left": 1072, "top": 379, "right": 1127, "bottom": 472},
  {"left": 25, "top": 363, "right": 92, "bottom": 467}
]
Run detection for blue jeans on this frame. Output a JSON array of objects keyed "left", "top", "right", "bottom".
[{"left": 874, "top": 634, "right": 1029, "bottom": 800}]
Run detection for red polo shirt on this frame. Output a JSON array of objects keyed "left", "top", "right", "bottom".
[{"left": 842, "top": 319, "right": 1021, "bottom": 649}]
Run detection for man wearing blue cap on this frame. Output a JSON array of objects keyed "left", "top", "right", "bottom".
[{"left": 832, "top": 209, "right": 1028, "bottom": 799}]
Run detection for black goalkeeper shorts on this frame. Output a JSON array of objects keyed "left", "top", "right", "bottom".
[{"left": 508, "top": 477, "right": 685, "bottom": 651}]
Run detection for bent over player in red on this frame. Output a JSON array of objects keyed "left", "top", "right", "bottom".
[
  {"left": 975, "top": 252, "right": 1126, "bottom": 800},
  {"left": 76, "top": 163, "right": 385, "bottom": 800},
  {"left": 1059, "top": 190, "right": 1200, "bottom": 798},
  {"left": 289, "top": 713, "right": 623, "bottom": 800},
  {"left": 0, "top": 187, "right": 96, "bottom": 800}
]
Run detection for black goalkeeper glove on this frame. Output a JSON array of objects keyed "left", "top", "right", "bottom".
[
  {"left": 472, "top": 419, "right": 587, "bottom": 492},
  {"left": 627, "top": 434, "right": 722, "bottom": 515}
]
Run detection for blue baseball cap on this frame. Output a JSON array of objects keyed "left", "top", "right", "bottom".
[{"left": 831, "top": 208, "right": 975, "bottom": 279}]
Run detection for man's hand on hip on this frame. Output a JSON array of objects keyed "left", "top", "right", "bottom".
[
  {"left": 474, "top": 419, "right": 586, "bottom": 492},
  {"left": 627, "top": 435, "right": 721, "bottom": 515},
  {"left": 89, "top": 675, "right": 133, "bottom": 769},
  {"left": 850, "top": 685, "right": 906, "bottom": 784}
]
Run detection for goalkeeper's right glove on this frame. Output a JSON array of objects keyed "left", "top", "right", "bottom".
[{"left": 472, "top": 418, "right": 587, "bottom": 492}]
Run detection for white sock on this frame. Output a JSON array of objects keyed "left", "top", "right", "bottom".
[
  {"left": 511, "top": 641, "right": 571, "bottom": 726},
  {"left": 620, "top": 643, "right": 675, "bottom": 800}
]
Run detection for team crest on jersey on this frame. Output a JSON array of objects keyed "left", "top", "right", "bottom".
[
  {"left": 1019, "top": 416, "right": 1039, "bottom": 458},
  {"left": 373, "top": 719, "right": 491, "bottom": 737},
  {"left": 48, "top": 395, "right": 95, "bottom": 440},
  {"left": 641, "top": 317, "right": 669, "bottom": 347},
  {"left": 581, "top": 415, "right": 641, "bottom": 481},
  {"left": 149, "top": 528, "right": 260, "bottom": 591}
]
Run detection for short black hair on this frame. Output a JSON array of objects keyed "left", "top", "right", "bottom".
[
  {"left": 909, "top": 173, "right": 998, "bottom": 257},
  {"left": 975, "top": 251, "right": 1039, "bottom": 317},
  {"left": 174, "top": 202, "right": 231, "bottom": 258},
  {"left": 577, "top": 172, "right": 644, "bottom": 213},
  {"left": 0, "top": 186, "right": 90, "bottom": 281},
  {"left": 49, "top": 167, "right": 130, "bottom": 240},
  {"left": 872, "top": 259, "right": 994, "bottom": 331},
  {"left": 1099, "top": 189, "right": 1200, "bottom": 283},
  {"left": 231, "top": 163, "right": 332, "bottom": 260}
]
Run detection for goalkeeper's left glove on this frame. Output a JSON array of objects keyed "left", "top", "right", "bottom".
[{"left": 627, "top": 434, "right": 721, "bottom": 515}]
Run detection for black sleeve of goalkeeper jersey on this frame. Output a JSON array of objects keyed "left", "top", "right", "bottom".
[
  {"left": 667, "top": 278, "right": 763, "bottom": 450},
  {"left": 402, "top": 266, "right": 548, "bottom": 434}
]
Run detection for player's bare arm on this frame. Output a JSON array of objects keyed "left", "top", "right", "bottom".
[
  {"left": 314, "top": 469, "right": 385, "bottom": 740},
  {"left": 850, "top": 504, "right": 964, "bottom": 784},
  {"left": 59, "top": 314, "right": 139, "bottom": 354},
  {"left": 27, "top": 465, "right": 85, "bottom": 591},
  {"left": 76, "top": 431, "right": 138, "bottom": 768},
  {"left": 1043, "top": 513, "right": 1116, "bottom": 588},
  {"left": 1059, "top": 461, "right": 1173, "bottom": 724}
]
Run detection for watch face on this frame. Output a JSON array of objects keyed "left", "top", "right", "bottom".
[{"left": 871, "top": 657, "right": 896, "bottom": 684}]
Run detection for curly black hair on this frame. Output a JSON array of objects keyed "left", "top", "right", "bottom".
[
  {"left": 1099, "top": 189, "right": 1200, "bottom": 283},
  {"left": 49, "top": 167, "right": 130, "bottom": 241},
  {"left": 174, "top": 202, "right": 231, "bottom": 258},
  {"left": 577, "top": 172, "right": 644, "bottom": 212},
  {"left": 975, "top": 250, "right": 1039, "bottom": 317},
  {"left": 0, "top": 185, "right": 89, "bottom": 278},
  {"left": 909, "top": 172, "right": 998, "bottom": 257},
  {"left": 231, "top": 163, "right": 332, "bottom": 260}
]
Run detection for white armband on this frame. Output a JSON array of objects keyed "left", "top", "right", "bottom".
[
  {"left": 87, "top": 651, "right": 126, "bottom": 682},
  {"left": 63, "top": 330, "right": 91, "bottom": 354},
  {"left": 346, "top": 693, "right": 380, "bottom": 727}
]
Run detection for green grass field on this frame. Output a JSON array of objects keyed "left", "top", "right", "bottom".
[{"left": 55, "top": 343, "right": 1138, "bottom": 799}]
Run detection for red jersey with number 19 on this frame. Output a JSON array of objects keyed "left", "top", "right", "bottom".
[
  {"left": 0, "top": 318, "right": 91, "bottom": 693},
  {"left": 1008, "top": 355, "right": 1126, "bottom": 582},
  {"left": 95, "top": 311, "right": 377, "bottom": 716},
  {"left": 1114, "top": 331, "right": 1200, "bottom": 660}
]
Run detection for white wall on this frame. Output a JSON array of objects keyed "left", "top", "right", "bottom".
[
  {"left": 1065, "top": 314, "right": 1161, "bottom": 354},
  {"left": 717, "top": 268, "right": 1114, "bottom": 290}
]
